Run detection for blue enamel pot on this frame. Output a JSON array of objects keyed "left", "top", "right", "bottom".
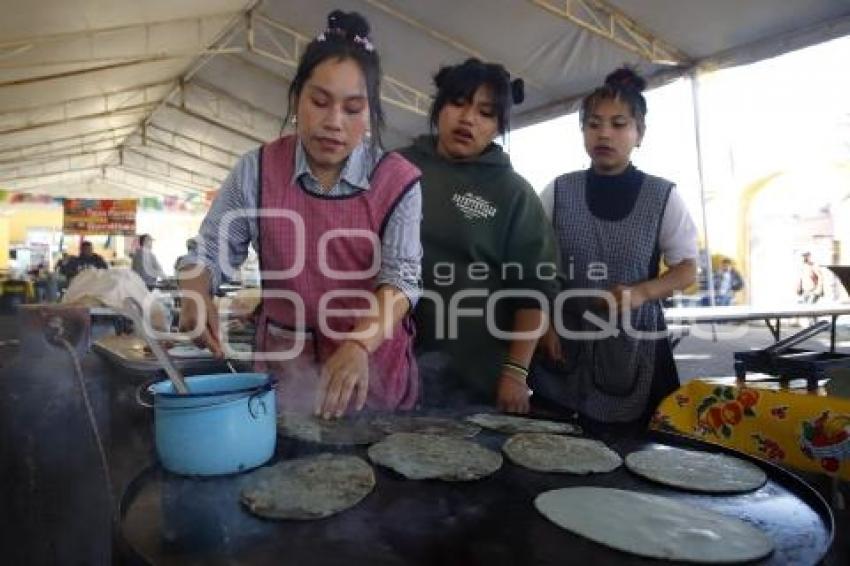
[{"left": 144, "top": 373, "right": 277, "bottom": 476}]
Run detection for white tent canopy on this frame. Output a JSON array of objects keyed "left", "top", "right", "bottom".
[{"left": 2, "top": 0, "right": 849, "bottom": 199}]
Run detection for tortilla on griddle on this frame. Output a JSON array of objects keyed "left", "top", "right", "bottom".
[
  {"left": 371, "top": 415, "right": 481, "bottom": 438},
  {"left": 277, "top": 412, "right": 386, "bottom": 445},
  {"left": 240, "top": 454, "right": 375, "bottom": 520},
  {"left": 535, "top": 487, "right": 774, "bottom": 563},
  {"left": 625, "top": 446, "right": 767, "bottom": 493},
  {"left": 367, "top": 432, "right": 502, "bottom": 481},
  {"left": 465, "top": 413, "right": 581, "bottom": 435},
  {"left": 502, "top": 433, "right": 621, "bottom": 474}
]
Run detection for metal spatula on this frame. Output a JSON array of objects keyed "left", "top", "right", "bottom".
[{"left": 123, "top": 297, "right": 190, "bottom": 394}]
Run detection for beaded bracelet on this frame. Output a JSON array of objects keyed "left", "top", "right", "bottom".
[
  {"left": 501, "top": 369, "right": 528, "bottom": 387},
  {"left": 502, "top": 359, "right": 529, "bottom": 378}
]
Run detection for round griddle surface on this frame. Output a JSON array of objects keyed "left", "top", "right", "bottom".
[{"left": 120, "top": 425, "right": 832, "bottom": 566}]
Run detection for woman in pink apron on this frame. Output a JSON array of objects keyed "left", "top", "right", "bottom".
[{"left": 177, "top": 11, "right": 422, "bottom": 419}]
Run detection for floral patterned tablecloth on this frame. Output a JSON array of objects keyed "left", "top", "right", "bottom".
[{"left": 652, "top": 377, "right": 850, "bottom": 480}]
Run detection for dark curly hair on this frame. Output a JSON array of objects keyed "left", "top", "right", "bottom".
[
  {"left": 284, "top": 11, "right": 384, "bottom": 150},
  {"left": 580, "top": 66, "right": 648, "bottom": 135},
  {"left": 429, "top": 58, "right": 525, "bottom": 136}
]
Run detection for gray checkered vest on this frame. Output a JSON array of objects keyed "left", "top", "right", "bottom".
[{"left": 552, "top": 170, "right": 673, "bottom": 422}]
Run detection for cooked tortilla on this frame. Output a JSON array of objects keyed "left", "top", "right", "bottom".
[
  {"left": 535, "top": 487, "right": 774, "bottom": 563},
  {"left": 167, "top": 345, "right": 213, "bottom": 359},
  {"left": 277, "top": 413, "right": 386, "bottom": 446},
  {"left": 625, "top": 447, "right": 767, "bottom": 493},
  {"left": 240, "top": 454, "right": 375, "bottom": 520},
  {"left": 465, "top": 413, "right": 581, "bottom": 435},
  {"left": 367, "top": 432, "right": 502, "bottom": 481},
  {"left": 502, "top": 433, "right": 621, "bottom": 474},
  {"left": 371, "top": 415, "right": 481, "bottom": 438}
]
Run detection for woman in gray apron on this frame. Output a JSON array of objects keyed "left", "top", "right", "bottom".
[{"left": 533, "top": 67, "right": 698, "bottom": 424}]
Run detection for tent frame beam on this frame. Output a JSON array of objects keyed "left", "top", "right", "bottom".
[
  {"left": 163, "top": 102, "right": 266, "bottom": 144},
  {"left": 121, "top": 147, "right": 223, "bottom": 187},
  {"left": 0, "top": 147, "right": 115, "bottom": 170},
  {"left": 129, "top": 136, "right": 234, "bottom": 173},
  {"left": 0, "top": 102, "right": 156, "bottom": 136},
  {"left": 0, "top": 125, "right": 136, "bottom": 160},
  {"left": 0, "top": 11, "right": 240, "bottom": 51},
  {"left": 144, "top": 123, "right": 242, "bottom": 161},
  {"left": 0, "top": 79, "right": 173, "bottom": 117},
  {"left": 357, "top": 0, "right": 543, "bottom": 90},
  {"left": 112, "top": 165, "right": 211, "bottom": 195},
  {"left": 0, "top": 49, "right": 244, "bottom": 73},
  {"left": 186, "top": 78, "right": 282, "bottom": 129},
  {"left": 529, "top": 0, "right": 691, "bottom": 65}
]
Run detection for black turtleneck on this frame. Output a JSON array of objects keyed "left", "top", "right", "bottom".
[{"left": 585, "top": 163, "right": 645, "bottom": 221}]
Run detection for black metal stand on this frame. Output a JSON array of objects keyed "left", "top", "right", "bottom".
[{"left": 734, "top": 320, "right": 850, "bottom": 391}]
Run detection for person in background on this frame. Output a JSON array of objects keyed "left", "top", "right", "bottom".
[
  {"left": 399, "top": 58, "right": 560, "bottom": 414},
  {"left": 534, "top": 67, "right": 698, "bottom": 425},
  {"left": 131, "top": 234, "right": 165, "bottom": 289},
  {"left": 63, "top": 241, "right": 108, "bottom": 281},
  {"left": 28, "top": 262, "right": 50, "bottom": 303},
  {"left": 54, "top": 252, "right": 71, "bottom": 296},
  {"left": 178, "top": 10, "right": 423, "bottom": 420},
  {"left": 714, "top": 258, "right": 743, "bottom": 306},
  {"left": 55, "top": 252, "right": 71, "bottom": 276},
  {"left": 797, "top": 251, "right": 824, "bottom": 304},
  {"left": 174, "top": 238, "right": 198, "bottom": 274}
]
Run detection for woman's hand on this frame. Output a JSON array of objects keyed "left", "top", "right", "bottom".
[
  {"left": 538, "top": 323, "right": 562, "bottom": 363},
  {"left": 178, "top": 291, "right": 222, "bottom": 357},
  {"left": 315, "top": 341, "right": 370, "bottom": 419},
  {"left": 497, "top": 373, "right": 531, "bottom": 414},
  {"left": 177, "top": 265, "right": 223, "bottom": 357},
  {"left": 609, "top": 284, "right": 649, "bottom": 312}
]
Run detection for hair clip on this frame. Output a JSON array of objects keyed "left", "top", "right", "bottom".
[{"left": 353, "top": 35, "right": 375, "bottom": 52}]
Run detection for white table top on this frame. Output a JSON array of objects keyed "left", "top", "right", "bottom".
[{"left": 664, "top": 303, "right": 850, "bottom": 323}]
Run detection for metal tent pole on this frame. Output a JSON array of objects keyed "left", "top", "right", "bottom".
[
  {"left": 690, "top": 70, "right": 716, "bottom": 307},
  {"left": 690, "top": 69, "right": 719, "bottom": 342}
]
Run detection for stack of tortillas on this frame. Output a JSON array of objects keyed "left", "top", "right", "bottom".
[
  {"left": 535, "top": 487, "right": 774, "bottom": 563},
  {"left": 503, "top": 433, "right": 622, "bottom": 474},
  {"left": 466, "top": 413, "right": 581, "bottom": 435},
  {"left": 625, "top": 446, "right": 767, "bottom": 493},
  {"left": 367, "top": 432, "right": 502, "bottom": 481},
  {"left": 240, "top": 454, "right": 375, "bottom": 520}
]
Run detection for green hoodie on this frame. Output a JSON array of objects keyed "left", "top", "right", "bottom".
[{"left": 399, "top": 135, "right": 560, "bottom": 402}]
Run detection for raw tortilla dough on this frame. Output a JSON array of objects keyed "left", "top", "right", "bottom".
[
  {"left": 535, "top": 487, "right": 774, "bottom": 563},
  {"left": 367, "top": 432, "right": 502, "bottom": 481},
  {"left": 371, "top": 415, "right": 481, "bottom": 438},
  {"left": 466, "top": 413, "right": 581, "bottom": 435},
  {"left": 625, "top": 446, "right": 767, "bottom": 493},
  {"left": 240, "top": 454, "right": 375, "bottom": 520},
  {"left": 502, "top": 433, "right": 621, "bottom": 474},
  {"left": 278, "top": 413, "right": 386, "bottom": 445}
]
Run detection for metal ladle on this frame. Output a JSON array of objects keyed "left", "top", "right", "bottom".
[{"left": 123, "top": 297, "right": 190, "bottom": 394}]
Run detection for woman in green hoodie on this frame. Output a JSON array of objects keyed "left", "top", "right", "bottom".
[{"left": 399, "top": 59, "right": 560, "bottom": 413}]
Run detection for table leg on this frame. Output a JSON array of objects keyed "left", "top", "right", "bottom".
[
  {"left": 765, "top": 318, "right": 781, "bottom": 341},
  {"left": 831, "top": 315, "right": 838, "bottom": 353}
]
